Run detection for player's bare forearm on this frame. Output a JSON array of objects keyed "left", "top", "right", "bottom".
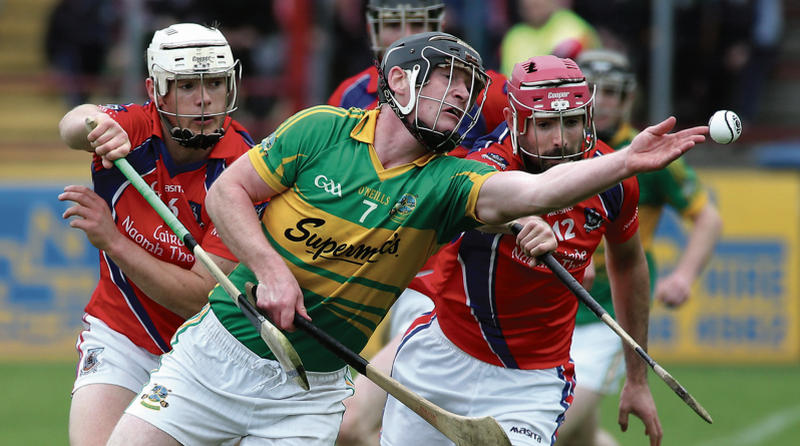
[
  {"left": 206, "top": 155, "right": 280, "bottom": 281},
  {"left": 476, "top": 120, "right": 706, "bottom": 224},
  {"left": 476, "top": 154, "right": 631, "bottom": 224},
  {"left": 674, "top": 203, "right": 723, "bottom": 283},
  {"left": 606, "top": 233, "right": 651, "bottom": 383},
  {"left": 206, "top": 155, "right": 307, "bottom": 329},
  {"left": 657, "top": 203, "right": 722, "bottom": 306},
  {"left": 107, "top": 238, "right": 235, "bottom": 318},
  {"left": 611, "top": 235, "right": 664, "bottom": 445},
  {"left": 59, "top": 184, "right": 231, "bottom": 316}
]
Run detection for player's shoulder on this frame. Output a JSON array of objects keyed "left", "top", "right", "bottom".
[
  {"left": 99, "top": 101, "right": 150, "bottom": 123},
  {"left": 99, "top": 101, "right": 157, "bottom": 146},
  {"left": 472, "top": 122, "right": 511, "bottom": 150},
  {"left": 467, "top": 123, "right": 514, "bottom": 166},
  {"left": 272, "top": 105, "right": 370, "bottom": 148},
  {"left": 208, "top": 119, "right": 255, "bottom": 159},
  {"left": 279, "top": 105, "right": 365, "bottom": 130}
]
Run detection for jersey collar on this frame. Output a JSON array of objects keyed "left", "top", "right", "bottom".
[{"left": 352, "top": 109, "right": 440, "bottom": 169}]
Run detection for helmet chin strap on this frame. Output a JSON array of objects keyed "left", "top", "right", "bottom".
[
  {"left": 397, "top": 111, "right": 453, "bottom": 153},
  {"left": 413, "top": 118, "right": 457, "bottom": 153},
  {"left": 169, "top": 126, "right": 225, "bottom": 149},
  {"left": 157, "top": 113, "right": 226, "bottom": 150}
]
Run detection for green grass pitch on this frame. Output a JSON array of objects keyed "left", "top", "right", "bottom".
[
  {"left": 3, "top": 361, "right": 799, "bottom": 445},
  {"left": 597, "top": 363, "right": 800, "bottom": 446}
]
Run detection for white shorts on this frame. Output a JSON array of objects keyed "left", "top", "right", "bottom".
[
  {"left": 73, "top": 314, "right": 161, "bottom": 394},
  {"left": 570, "top": 322, "right": 624, "bottom": 394},
  {"left": 388, "top": 288, "right": 434, "bottom": 339},
  {"left": 381, "top": 317, "right": 574, "bottom": 446},
  {"left": 124, "top": 306, "right": 354, "bottom": 445}
]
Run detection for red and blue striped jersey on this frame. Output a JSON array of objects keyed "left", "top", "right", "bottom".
[
  {"left": 85, "top": 101, "right": 253, "bottom": 354},
  {"left": 419, "top": 123, "right": 640, "bottom": 369}
]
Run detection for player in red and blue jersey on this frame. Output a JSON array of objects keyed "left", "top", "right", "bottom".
[
  {"left": 382, "top": 55, "right": 663, "bottom": 446},
  {"left": 556, "top": 48, "right": 722, "bottom": 446},
  {"left": 57, "top": 23, "right": 253, "bottom": 446}
]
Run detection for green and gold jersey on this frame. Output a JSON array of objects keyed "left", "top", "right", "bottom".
[
  {"left": 208, "top": 106, "right": 498, "bottom": 371},
  {"left": 577, "top": 123, "right": 709, "bottom": 325}
]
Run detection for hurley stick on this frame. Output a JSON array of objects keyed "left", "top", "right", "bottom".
[
  {"left": 511, "top": 222, "right": 713, "bottom": 423},
  {"left": 245, "top": 282, "right": 512, "bottom": 446}
]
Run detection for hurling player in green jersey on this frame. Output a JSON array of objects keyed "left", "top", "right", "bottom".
[
  {"left": 558, "top": 49, "right": 722, "bottom": 446},
  {"left": 108, "top": 33, "right": 708, "bottom": 446}
]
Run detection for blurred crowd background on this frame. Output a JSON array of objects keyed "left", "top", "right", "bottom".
[{"left": 1, "top": 0, "right": 797, "bottom": 157}]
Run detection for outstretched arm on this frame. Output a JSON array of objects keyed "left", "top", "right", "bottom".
[
  {"left": 655, "top": 202, "right": 722, "bottom": 307},
  {"left": 475, "top": 117, "right": 707, "bottom": 224},
  {"left": 206, "top": 154, "right": 309, "bottom": 331}
]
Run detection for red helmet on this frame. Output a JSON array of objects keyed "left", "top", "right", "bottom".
[{"left": 506, "top": 55, "right": 596, "bottom": 162}]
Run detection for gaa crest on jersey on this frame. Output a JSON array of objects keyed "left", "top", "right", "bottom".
[
  {"left": 389, "top": 193, "right": 417, "bottom": 222},
  {"left": 584, "top": 208, "right": 604, "bottom": 232},
  {"left": 140, "top": 384, "right": 172, "bottom": 410},
  {"left": 261, "top": 132, "right": 276, "bottom": 152},
  {"left": 80, "top": 347, "right": 104, "bottom": 375}
]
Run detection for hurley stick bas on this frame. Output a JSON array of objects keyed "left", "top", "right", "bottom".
[
  {"left": 245, "top": 282, "right": 513, "bottom": 446},
  {"left": 511, "top": 222, "right": 713, "bottom": 424},
  {"left": 84, "top": 116, "right": 309, "bottom": 390}
]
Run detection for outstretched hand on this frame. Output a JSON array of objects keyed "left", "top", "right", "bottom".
[
  {"left": 59, "top": 185, "right": 122, "bottom": 251},
  {"left": 625, "top": 117, "right": 708, "bottom": 174}
]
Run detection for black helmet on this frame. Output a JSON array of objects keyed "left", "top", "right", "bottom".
[{"left": 378, "top": 32, "right": 489, "bottom": 153}]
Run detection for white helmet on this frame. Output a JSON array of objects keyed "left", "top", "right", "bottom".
[{"left": 146, "top": 23, "right": 240, "bottom": 148}]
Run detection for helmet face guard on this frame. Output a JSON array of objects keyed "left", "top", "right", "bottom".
[
  {"left": 378, "top": 32, "right": 490, "bottom": 153},
  {"left": 146, "top": 23, "right": 240, "bottom": 149},
  {"left": 506, "top": 56, "right": 596, "bottom": 171},
  {"left": 366, "top": 0, "right": 445, "bottom": 56}
]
